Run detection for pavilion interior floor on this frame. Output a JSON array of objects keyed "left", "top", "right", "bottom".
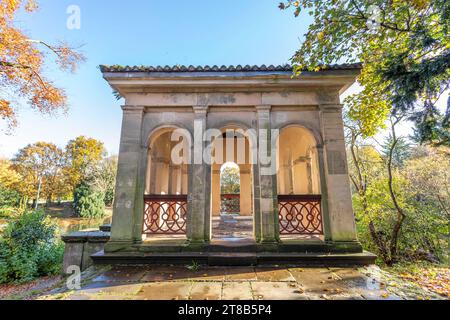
[{"left": 142, "top": 215, "right": 324, "bottom": 243}]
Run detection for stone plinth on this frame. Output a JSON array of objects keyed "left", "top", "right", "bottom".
[{"left": 62, "top": 231, "right": 110, "bottom": 272}]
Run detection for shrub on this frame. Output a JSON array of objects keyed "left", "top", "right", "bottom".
[
  {"left": 0, "top": 206, "right": 18, "bottom": 219},
  {"left": 73, "top": 183, "right": 105, "bottom": 218},
  {"left": 0, "top": 186, "right": 21, "bottom": 208},
  {"left": 103, "top": 188, "right": 114, "bottom": 207},
  {"left": 0, "top": 210, "right": 63, "bottom": 284}
]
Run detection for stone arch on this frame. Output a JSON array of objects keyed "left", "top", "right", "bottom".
[
  {"left": 276, "top": 125, "right": 321, "bottom": 195},
  {"left": 212, "top": 123, "right": 257, "bottom": 166},
  {"left": 145, "top": 126, "right": 191, "bottom": 195},
  {"left": 145, "top": 124, "right": 193, "bottom": 149},
  {"left": 210, "top": 124, "right": 255, "bottom": 239},
  {"left": 274, "top": 122, "right": 323, "bottom": 147}
]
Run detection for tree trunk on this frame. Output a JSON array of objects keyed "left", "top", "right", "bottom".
[{"left": 386, "top": 117, "right": 407, "bottom": 265}]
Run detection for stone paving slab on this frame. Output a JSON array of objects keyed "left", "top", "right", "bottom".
[
  {"left": 251, "top": 282, "right": 309, "bottom": 300},
  {"left": 92, "top": 266, "right": 147, "bottom": 282},
  {"left": 222, "top": 282, "right": 253, "bottom": 300},
  {"left": 188, "top": 267, "right": 228, "bottom": 281},
  {"left": 140, "top": 266, "right": 189, "bottom": 282},
  {"left": 35, "top": 265, "right": 446, "bottom": 300},
  {"left": 225, "top": 267, "right": 257, "bottom": 281},
  {"left": 79, "top": 282, "right": 144, "bottom": 296},
  {"left": 137, "top": 282, "right": 192, "bottom": 300},
  {"left": 255, "top": 268, "right": 296, "bottom": 282},
  {"left": 189, "top": 282, "right": 223, "bottom": 300}
]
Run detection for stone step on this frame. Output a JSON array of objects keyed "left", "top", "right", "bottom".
[
  {"left": 99, "top": 224, "right": 111, "bottom": 232},
  {"left": 91, "top": 251, "right": 209, "bottom": 265},
  {"left": 257, "top": 251, "right": 377, "bottom": 266},
  {"left": 91, "top": 250, "right": 376, "bottom": 267},
  {"left": 208, "top": 242, "right": 257, "bottom": 253},
  {"left": 208, "top": 253, "right": 257, "bottom": 266}
]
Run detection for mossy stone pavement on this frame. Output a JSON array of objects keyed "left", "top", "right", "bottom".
[{"left": 36, "top": 265, "right": 444, "bottom": 300}]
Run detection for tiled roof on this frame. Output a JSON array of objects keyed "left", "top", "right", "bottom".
[{"left": 100, "top": 63, "right": 362, "bottom": 73}]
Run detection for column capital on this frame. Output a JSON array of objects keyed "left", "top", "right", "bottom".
[
  {"left": 255, "top": 105, "right": 271, "bottom": 112},
  {"left": 193, "top": 105, "right": 209, "bottom": 115},
  {"left": 121, "top": 105, "right": 145, "bottom": 113},
  {"left": 319, "top": 104, "right": 343, "bottom": 112}
]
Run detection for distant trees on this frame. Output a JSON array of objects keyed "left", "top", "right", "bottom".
[
  {"left": 0, "top": 159, "right": 21, "bottom": 213},
  {"left": 346, "top": 114, "right": 449, "bottom": 265},
  {"left": 221, "top": 166, "right": 240, "bottom": 194},
  {"left": 1, "top": 137, "right": 117, "bottom": 218},
  {"left": 73, "top": 182, "right": 105, "bottom": 219},
  {"left": 11, "top": 142, "right": 66, "bottom": 208},
  {"left": 85, "top": 155, "right": 118, "bottom": 206},
  {"left": 65, "top": 136, "right": 105, "bottom": 188}
]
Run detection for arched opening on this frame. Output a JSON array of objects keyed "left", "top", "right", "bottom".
[
  {"left": 143, "top": 128, "right": 190, "bottom": 240},
  {"left": 220, "top": 162, "right": 240, "bottom": 214},
  {"left": 277, "top": 126, "right": 323, "bottom": 240},
  {"left": 211, "top": 128, "right": 254, "bottom": 240}
]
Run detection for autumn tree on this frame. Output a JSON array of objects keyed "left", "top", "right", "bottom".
[
  {"left": 0, "top": 0, "right": 85, "bottom": 130},
  {"left": 221, "top": 166, "right": 240, "bottom": 194},
  {"left": 0, "top": 158, "right": 22, "bottom": 209},
  {"left": 11, "top": 142, "right": 66, "bottom": 208},
  {"left": 347, "top": 111, "right": 449, "bottom": 264},
  {"left": 345, "top": 114, "right": 390, "bottom": 262},
  {"left": 403, "top": 146, "right": 449, "bottom": 260},
  {"left": 65, "top": 136, "right": 105, "bottom": 188},
  {"left": 84, "top": 155, "right": 118, "bottom": 206},
  {"left": 280, "top": 0, "right": 450, "bottom": 145}
]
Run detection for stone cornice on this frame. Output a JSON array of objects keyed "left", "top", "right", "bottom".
[{"left": 106, "top": 70, "right": 360, "bottom": 97}]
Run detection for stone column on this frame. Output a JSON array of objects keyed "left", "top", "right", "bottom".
[
  {"left": 319, "top": 104, "right": 358, "bottom": 242},
  {"left": 317, "top": 145, "right": 331, "bottom": 241},
  {"left": 255, "top": 105, "right": 279, "bottom": 243},
  {"left": 105, "top": 106, "right": 144, "bottom": 252},
  {"left": 187, "top": 106, "right": 211, "bottom": 243}
]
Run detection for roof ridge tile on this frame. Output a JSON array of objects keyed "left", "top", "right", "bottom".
[{"left": 99, "top": 63, "right": 362, "bottom": 73}]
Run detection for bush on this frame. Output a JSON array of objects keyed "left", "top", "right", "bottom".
[
  {"left": 0, "top": 206, "right": 18, "bottom": 218},
  {"left": 0, "top": 210, "right": 63, "bottom": 284},
  {"left": 103, "top": 188, "right": 114, "bottom": 207},
  {"left": 73, "top": 183, "right": 105, "bottom": 218},
  {"left": 0, "top": 186, "right": 21, "bottom": 208}
]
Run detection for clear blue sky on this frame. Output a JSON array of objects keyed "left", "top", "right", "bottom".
[{"left": 0, "top": 0, "right": 313, "bottom": 158}]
